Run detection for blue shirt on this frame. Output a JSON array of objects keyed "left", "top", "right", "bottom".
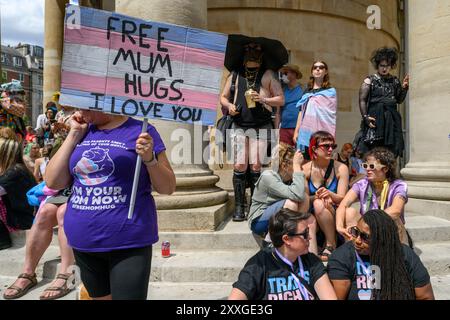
[{"left": 280, "top": 85, "right": 303, "bottom": 128}]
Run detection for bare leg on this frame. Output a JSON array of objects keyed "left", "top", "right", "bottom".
[
  {"left": 313, "top": 199, "right": 336, "bottom": 249},
  {"left": 345, "top": 207, "right": 362, "bottom": 230},
  {"left": 307, "top": 215, "right": 319, "bottom": 256},
  {"left": 40, "top": 203, "right": 75, "bottom": 299},
  {"left": 3, "top": 203, "right": 58, "bottom": 297}
]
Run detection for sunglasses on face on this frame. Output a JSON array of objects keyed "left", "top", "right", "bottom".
[
  {"left": 361, "top": 162, "right": 386, "bottom": 170},
  {"left": 288, "top": 227, "right": 309, "bottom": 240},
  {"left": 313, "top": 65, "right": 326, "bottom": 70},
  {"left": 378, "top": 64, "right": 391, "bottom": 69},
  {"left": 318, "top": 143, "right": 337, "bottom": 151},
  {"left": 348, "top": 226, "right": 371, "bottom": 243}
]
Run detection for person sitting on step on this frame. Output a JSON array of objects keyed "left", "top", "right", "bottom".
[
  {"left": 328, "top": 209, "right": 434, "bottom": 300},
  {"left": 229, "top": 208, "right": 337, "bottom": 300},
  {"left": 303, "top": 131, "right": 349, "bottom": 262},
  {"left": 247, "top": 143, "right": 318, "bottom": 255}
]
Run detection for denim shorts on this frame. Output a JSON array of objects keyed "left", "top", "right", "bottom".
[{"left": 251, "top": 200, "right": 286, "bottom": 235}]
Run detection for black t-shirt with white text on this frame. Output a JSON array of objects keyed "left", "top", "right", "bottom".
[
  {"left": 233, "top": 247, "right": 327, "bottom": 300},
  {"left": 327, "top": 241, "right": 430, "bottom": 300}
]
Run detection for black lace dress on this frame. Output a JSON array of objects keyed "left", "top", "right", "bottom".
[{"left": 358, "top": 74, "right": 408, "bottom": 157}]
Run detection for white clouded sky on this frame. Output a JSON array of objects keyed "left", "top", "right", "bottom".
[{"left": 0, "top": 0, "right": 45, "bottom": 47}]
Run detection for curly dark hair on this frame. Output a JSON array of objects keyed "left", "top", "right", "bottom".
[
  {"left": 364, "top": 147, "right": 398, "bottom": 182},
  {"left": 370, "top": 47, "right": 398, "bottom": 69}
]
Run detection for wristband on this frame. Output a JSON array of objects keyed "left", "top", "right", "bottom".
[{"left": 143, "top": 151, "right": 158, "bottom": 167}]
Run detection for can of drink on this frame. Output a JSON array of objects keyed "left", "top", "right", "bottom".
[{"left": 161, "top": 241, "right": 171, "bottom": 258}]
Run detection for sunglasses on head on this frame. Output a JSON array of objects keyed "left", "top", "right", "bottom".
[
  {"left": 313, "top": 65, "right": 326, "bottom": 70},
  {"left": 288, "top": 227, "right": 309, "bottom": 240},
  {"left": 361, "top": 162, "right": 386, "bottom": 170},
  {"left": 317, "top": 143, "right": 337, "bottom": 151},
  {"left": 348, "top": 226, "right": 370, "bottom": 243}
]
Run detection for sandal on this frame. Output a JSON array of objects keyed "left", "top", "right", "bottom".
[
  {"left": 3, "top": 273, "right": 38, "bottom": 300},
  {"left": 319, "top": 246, "right": 335, "bottom": 262},
  {"left": 39, "top": 273, "right": 74, "bottom": 300}
]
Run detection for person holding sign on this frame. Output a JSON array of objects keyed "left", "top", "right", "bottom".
[
  {"left": 328, "top": 209, "right": 434, "bottom": 300},
  {"left": 220, "top": 42, "right": 285, "bottom": 222},
  {"left": 45, "top": 110, "right": 176, "bottom": 300},
  {"left": 229, "top": 208, "right": 337, "bottom": 300}
]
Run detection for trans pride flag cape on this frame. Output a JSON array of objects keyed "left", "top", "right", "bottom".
[{"left": 296, "top": 88, "right": 337, "bottom": 151}]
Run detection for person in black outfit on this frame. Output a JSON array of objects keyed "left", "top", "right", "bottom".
[
  {"left": 0, "top": 137, "right": 36, "bottom": 249},
  {"left": 328, "top": 209, "right": 434, "bottom": 300},
  {"left": 357, "top": 47, "right": 409, "bottom": 158},
  {"left": 220, "top": 42, "right": 284, "bottom": 221},
  {"left": 229, "top": 208, "right": 337, "bottom": 300}
]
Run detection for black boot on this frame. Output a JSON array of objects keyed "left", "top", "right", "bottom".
[
  {"left": 232, "top": 171, "right": 247, "bottom": 221},
  {"left": 0, "top": 220, "right": 12, "bottom": 250},
  {"left": 247, "top": 170, "right": 261, "bottom": 210}
]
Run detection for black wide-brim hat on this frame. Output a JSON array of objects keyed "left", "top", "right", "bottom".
[{"left": 224, "top": 34, "right": 289, "bottom": 72}]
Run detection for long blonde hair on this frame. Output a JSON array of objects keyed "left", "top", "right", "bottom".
[{"left": 0, "top": 137, "right": 24, "bottom": 175}]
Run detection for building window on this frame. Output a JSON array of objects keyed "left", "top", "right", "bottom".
[
  {"left": 1, "top": 54, "right": 5, "bottom": 63},
  {"left": 19, "top": 73, "right": 24, "bottom": 82},
  {"left": 13, "top": 57, "right": 23, "bottom": 67},
  {"left": 35, "top": 47, "right": 43, "bottom": 57},
  {"left": 38, "top": 60, "right": 43, "bottom": 69},
  {"left": 38, "top": 75, "right": 43, "bottom": 85},
  {"left": 1, "top": 71, "right": 7, "bottom": 82}
]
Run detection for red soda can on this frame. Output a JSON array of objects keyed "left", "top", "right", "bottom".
[{"left": 161, "top": 241, "right": 171, "bottom": 258}]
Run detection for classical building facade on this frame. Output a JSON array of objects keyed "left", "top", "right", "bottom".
[
  {"left": 16, "top": 44, "right": 44, "bottom": 126},
  {"left": 43, "top": 0, "right": 450, "bottom": 220},
  {"left": 0, "top": 45, "right": 32, "bottom": 120}
]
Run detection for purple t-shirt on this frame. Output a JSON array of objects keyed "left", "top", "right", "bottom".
[
  {"left": 65, "top": 117, "right": 165, "bottom": 252},
  {"left": 351, "top": 178, "right": 408, "bottom": 224}
]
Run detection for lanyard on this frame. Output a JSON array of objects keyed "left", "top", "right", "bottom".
[
  {"left": 355, "top": 251, "right": 371, "bottom": 278},
  {"left": 365, "top": 181, "right": 389, "bottom": 212},
  {"left": 274, "top": 249, "right": 310, "bottom": 300}
]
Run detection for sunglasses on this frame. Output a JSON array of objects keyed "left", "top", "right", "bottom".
[
  {"left": 288, "top": 227, "right": 309, "bottom": 240},
  {"left": 378, "top": 64, "right": 391, "bottom": 69},
  {"left": 318, "top": 143, "right": 337, "bottom": 151},
  {"left": 348, "top": 226, "right": 371, "bottom": 243},
  {"left": 361, "top": 162, "right": 386, "bottom": 170},
  {"left": 313, "top": 65, "right": 326, "bottom": 70}
]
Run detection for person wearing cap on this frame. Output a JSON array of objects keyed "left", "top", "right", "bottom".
[{"left": 278, "top": 64, "right": 303, "bottom": 147}]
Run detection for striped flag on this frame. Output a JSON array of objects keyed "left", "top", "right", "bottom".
[{"left": 59, "top": 5, "right": 227, "bottom": 126}]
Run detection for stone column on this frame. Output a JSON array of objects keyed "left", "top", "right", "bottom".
[
  {"left": 43, "top": 0, "right": 68, "bottom": 105},
  {"left": 115, "top": 0, "right": 230, "bottom": 231},
  {"left": 401, "top": 0, "right": 450, "bottom": 217}
]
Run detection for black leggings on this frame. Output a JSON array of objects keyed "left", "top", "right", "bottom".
[{"left": 73, "top": 246, "right": 152, "bottom": 300}]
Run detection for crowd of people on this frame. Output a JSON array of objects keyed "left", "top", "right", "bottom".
[
  {"left": 221, "top": 45, "right": 434, "bottom": 300},
  {"left": 0, "top": 42, "right": 435, "bottom": 300}
]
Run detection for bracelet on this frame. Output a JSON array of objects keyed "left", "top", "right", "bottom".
[
  {"left": 143, "top": 151, "right": 158, "bottom": 167},
  {"left": 263, "top": 97, "right": 268, "bottom": 105}
]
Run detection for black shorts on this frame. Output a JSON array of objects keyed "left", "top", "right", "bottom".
[{"left": 73, "top": 246, "right": 152, "bottom": 300}]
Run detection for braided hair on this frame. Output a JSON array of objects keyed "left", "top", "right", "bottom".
[{"left": 362, "top": 210, "right": 415, "bottom": 300}]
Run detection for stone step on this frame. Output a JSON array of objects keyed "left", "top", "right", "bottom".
[
  {"left": 406, "top": 198, "right": 450, "bottom": 221},
  {"left": 0, "top": 276, "right": 232, "bottom": 300},
  {"left": 2, "top": 276, "right": 450, "bottom": 300},
  {"left": 156, "top": 217, "right": 259, "bottom": 251},
  {"left": 406, "top": 215, "right": 450, "bottom": 243},
  {"left": 150, "top": 250, "right": 257, "bottom": 282},
  {"left": 414, "top": 242, "right": 450, "bottom": 276}
]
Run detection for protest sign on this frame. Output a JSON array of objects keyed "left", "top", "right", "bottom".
[{"left": 60, "top": 5, "right": 227, "bottom": 126}]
